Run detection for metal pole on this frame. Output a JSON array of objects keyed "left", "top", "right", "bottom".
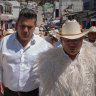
[
  {"left": 59, "top": 0, "right": 62, "bottom": 16},
  {"left": 25, "top": 0, "right": 28, "bottom": 5},
  {"left": 43, "top": 0, "right": 44, "bottom": 5}
]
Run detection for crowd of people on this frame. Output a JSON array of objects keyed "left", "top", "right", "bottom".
[
  {"left": 0, "top": 28, "right": 15, "bottom": 41},
  {"left": 0, "top": 8, "right": 96, "bottom": 96}
]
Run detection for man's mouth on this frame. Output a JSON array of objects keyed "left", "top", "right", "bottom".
[{"left": 70, "top": 48, "right": 76, "bottom": 53}]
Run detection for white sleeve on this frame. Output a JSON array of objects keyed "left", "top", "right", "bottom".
[{"left": 0, "top": 39, "right": 3, "bottom": 83}]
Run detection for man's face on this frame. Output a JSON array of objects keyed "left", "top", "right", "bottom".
[
  {"left": 16, "top": 16, "right": 36, "bottom": 41},
  {"left": 60, "top": 37, "right": 83, "bottom": 56},
  {"left": 88, "top": 32, "right": 96, "bottom": 42}
]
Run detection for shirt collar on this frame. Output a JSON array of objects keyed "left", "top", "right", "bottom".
[
  {"left": 63, "top": 48, "right": 82, "bottom": 61},
  {"left": 13, "top": 32, "right": 36, "bottom": 46}
]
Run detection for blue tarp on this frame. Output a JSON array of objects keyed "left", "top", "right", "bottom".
[{"left": 5, "top": 21, "right": 16, "bottom": 25}]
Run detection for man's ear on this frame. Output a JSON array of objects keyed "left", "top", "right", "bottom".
[
  {"left": 35, "top": 22, "right": 37, "bottom": 27},
  {"left": 81, "top": 36, "right": 85, "bottom": 40},
  {"left": 34, "top": 20, "right": 37, "bottom": 27},
  {"left": 16, "top": 20, "right": 19, "bottom": 30}
]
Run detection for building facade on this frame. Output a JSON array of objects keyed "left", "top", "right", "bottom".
[
  {"left": 59, "top": 0, "right": 83, "bottom": 16},
  {"left": 0, "top": 1, "right": 12, "bottom": 14},
  {"left": 83, "top": 0, "right": 89, "bottom": 10},
  {"left": 93, "top": 0, "right": 96, "bottom": 9},
  {"left": 7, "top": 1, "right": 20, "bottom": 19},
  {"left": 83, "top": 0, "right": 96, "bottom": 10}
]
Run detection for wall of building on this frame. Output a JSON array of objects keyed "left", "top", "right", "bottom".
[
  {"left": 0, "top": 1, "right": 12, "bottom": 14},
  {"left": 83, "top": 0, "right": 96, "bottom": 10},
  {"left": 7, "top": 1, "right": 20, "bottom": 19},
  {"left": 93, "top": 0, "right": 96, "bottom": 9},
  {"left": 59, "top": 0, "right": 83, "bottom": 16}
]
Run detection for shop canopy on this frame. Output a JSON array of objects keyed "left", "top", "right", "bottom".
[
  {"left": 5, "top": 21, "right": 16, "bottom": 24},
  {"left": 43, "top": 4, "right": 53, "bottom": 9},
  {"left": 0, "top": 14, "right": 15, "bottom": 21}
]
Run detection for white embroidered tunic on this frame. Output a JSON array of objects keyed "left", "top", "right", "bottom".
[{"left": 38, "top": 43, "right": 96, "bottom": 96}]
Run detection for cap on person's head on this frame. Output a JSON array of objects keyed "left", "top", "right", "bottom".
[
  {"left": 5, "top": 29, "right": 14, "bottom": 35},
  {"left": 89, "top": 26, "right": 96, "bottom": 32},
  {"left": 57, "top": 19, "right": 89, "bottom": 39},
  {"left": 40, "top": 24, "right": 44, "bottom": 26}
]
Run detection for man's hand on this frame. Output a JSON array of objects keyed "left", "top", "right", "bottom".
[
  {"left": 0, "top": 91, "right": 3, "bottom": 96},
  {"left": 0, "top": 83, "right": 6, "bottom": 96}
]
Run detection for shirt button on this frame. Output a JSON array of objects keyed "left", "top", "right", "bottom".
[{"left": 20, "top": 49, "right": 23, "bottom": 55}]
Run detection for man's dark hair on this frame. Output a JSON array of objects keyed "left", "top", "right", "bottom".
[{"left": 18, "top": 8, "right": 37, "bottom": 22}]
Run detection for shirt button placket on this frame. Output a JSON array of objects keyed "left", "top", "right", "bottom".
[{"left": 19, "top": 49, "right": 24, "bottom": 90}]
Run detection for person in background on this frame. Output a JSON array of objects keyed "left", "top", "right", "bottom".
[
  {"left": 88, "top": 26, "right": 96, "bottom": 43},
  {"left": 53, "top": 40, "right": 61, "bottom": 47},
  {"left": 12, "top": 28, "right": 16, "bottom": 33},
  {"left": 38, "top": 20, "right": 96, "bottom": 96},
  {"left": 0, "top": 8, "right": 50, "bottom": 96},
  {"left": 34, "top": 26, "right": 40, "bottom": 35},
  {"left": 4, "top": 29, "right": 14, "bottom": 36},
  {"left": 80, "top": 24, "right": 83, "bottom": 32},
  {"left": 0, "top": 29, "right": 4, "bottom": 40},
  {"left": 83, "top": 26, "right": 96, "bottom": 50}
]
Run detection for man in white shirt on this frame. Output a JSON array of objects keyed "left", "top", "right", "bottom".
[
  {"left": 0, "top": 8, "right": 50, "bottom": 96},
  {"left": 38, "top": 20, "right": 96, "bottom": 96}
]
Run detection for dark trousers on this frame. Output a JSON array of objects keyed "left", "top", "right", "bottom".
[{"left": 4, "top": 88, "right": 39, "bottom": 96}]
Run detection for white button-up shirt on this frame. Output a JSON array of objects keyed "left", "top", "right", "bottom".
[{"left": 0, "top": 33, "right": 50, "bottom": 92}]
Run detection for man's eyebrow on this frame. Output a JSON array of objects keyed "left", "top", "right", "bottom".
[{"left": 21, "top": 24, "right": 33, "bottom": 27}]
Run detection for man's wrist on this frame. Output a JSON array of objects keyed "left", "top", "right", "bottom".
[{"left": 0, "top": 83, "right": 4, "bottom": 95}]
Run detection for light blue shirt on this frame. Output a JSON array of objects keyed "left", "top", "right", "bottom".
[
  {"left": 0, "top": 33, "right": 50, "bottom": 92},
  {"left": 53, "top": 41, "right": 61, "bottom": 47}
]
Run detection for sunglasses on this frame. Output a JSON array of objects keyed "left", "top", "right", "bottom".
[{"left": 62, "top": 38, "right": 83, "bottom": 43}]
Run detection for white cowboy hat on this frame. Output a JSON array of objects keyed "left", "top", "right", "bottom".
[
  {"left": 57, "top": 19, "right": 89, "bottom": 39},
  {"left": 89, "top": 26, "right": 96, "bottom": 32},
  {"left": 4, "top": 29, "right": 14, "bottom": 35},
  {"left": 7, "top": 29, "right": 14, "bottom": 34}
]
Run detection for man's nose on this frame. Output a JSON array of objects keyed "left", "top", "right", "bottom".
[
  {"left": 69, "top": 41, "right": 76, "bottom": 46},
  {"left": 24, "top": 26, "right": 28, "bottom": 32}
]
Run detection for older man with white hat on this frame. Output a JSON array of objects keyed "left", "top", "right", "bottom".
[{"left": 38, "top": 19, "right": 96, "bottom": 96}]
